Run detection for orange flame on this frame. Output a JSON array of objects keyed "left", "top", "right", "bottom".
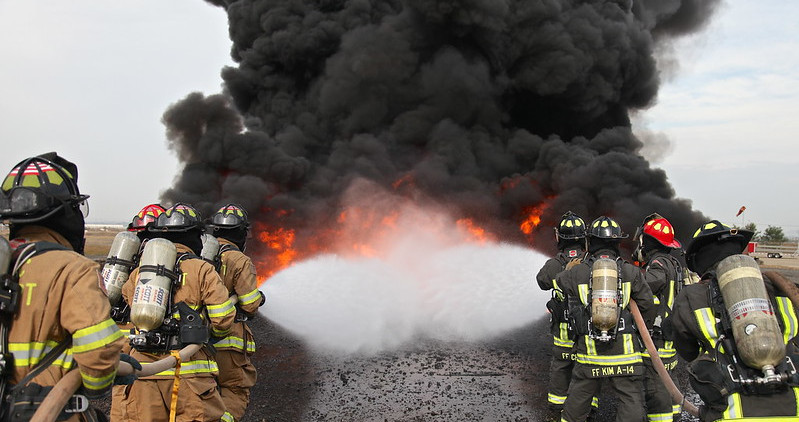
[
  {"left": 520, "top": 203, "right": 549, "bottom": 236},
  {"left": 456, "top": 218, "right": 496, "bottom": 243}
]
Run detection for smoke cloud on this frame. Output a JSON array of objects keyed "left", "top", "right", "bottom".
[{"left": 161, "top": 0, "right": 720, "bottom": 258}]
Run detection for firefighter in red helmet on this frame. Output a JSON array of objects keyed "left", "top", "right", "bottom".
[{"left": 633, "top": 214, "right": 684, "bottom": 421}]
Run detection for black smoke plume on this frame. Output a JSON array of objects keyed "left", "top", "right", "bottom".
[{"left": 161, "top": 0, "right": 719, "bottom": 259}]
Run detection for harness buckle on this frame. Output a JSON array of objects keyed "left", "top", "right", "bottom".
[{"left": 64, "top": 394, "right": 89, "bottom": 413}]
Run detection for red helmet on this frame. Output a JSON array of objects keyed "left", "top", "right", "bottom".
[
  {"left": 642, "top": 217, "right": 681, "bottom": 248},
  {"left": 128, "top": 204, "right": 165, "bottom": 231}
]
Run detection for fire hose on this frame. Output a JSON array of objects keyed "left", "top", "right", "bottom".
[
  {"left": 763, "top": 271, "right": 799, "bottom": 313},
  {"left": 30, "top": 343, "right": 203, "bottom": 422},
  {"left": 630, "top": 300, "right": 700, "bottom": 417}
]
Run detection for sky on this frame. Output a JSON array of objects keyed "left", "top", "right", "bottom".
[{"left": 0, "top": 1, "right": 797, "bottom": 238}]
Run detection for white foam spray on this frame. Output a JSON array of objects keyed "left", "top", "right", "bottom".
[{"left": 261, "top": 240, "right": 551, "bottom": 354}]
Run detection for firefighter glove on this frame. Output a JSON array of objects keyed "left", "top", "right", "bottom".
[
  {"left": 114, "top": 354, "right": 142, "bottom": 385},
  {"left": 565, "top": 258, "right": 582, "bottom": 270}
]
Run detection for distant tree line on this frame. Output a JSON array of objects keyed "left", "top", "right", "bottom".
[{"left": 742, "top": 222, "right": 788, "bottom": 243}]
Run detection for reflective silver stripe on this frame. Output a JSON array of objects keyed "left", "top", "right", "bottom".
[
  {"left": 238, "top": 288, "right": 261, "bottom": 305},
  {"left": 10, "top": 341, "right": 74, "bottom": 369},
  {"left": 575, "top": 353, "right": 642, "bottom": 366},
  {"left": 221, "top": 412, "right": 235, "bottom": 422},
  {"left": 207, "top": 299, "right": 235, "bottom": 318},
  {"left": 777, "top": 296, "right": 799, "bottom": 343},
  {"left": 548, "top": 393, "right": 566, "bottom": 404},
  {"left": 149, "top": 359, "right": 219, "bottom": 376},
  {"left": 693, "top": 307, "right": 719, "bottom": 350},
  {"left": 73, "top": 319, "right": 124, "bottom": 353},
  {"left": 81, "top": 370, "right": 115, "bottom": 391},
  {"left": 579, "top": 284, "right": 589, "bottom": 305}
]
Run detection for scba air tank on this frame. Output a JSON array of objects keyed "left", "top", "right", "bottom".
[
  {"left": 200, "top": 234, "right": 220, "bottom": 263},
  {"left": 591, "top": 258, "right": 620, "bottom": 340},
  {"left": 716, "top": 254, "right": 785, "bottom": 373},
  {"left": 101, "top": 231, "right": 141, "bottom": 305},
  {"left": 0, "top": 237, "right": 10, "bottom": 275},
  {"left": 131, "top": 238, "right": 177, "bottom": 332}
]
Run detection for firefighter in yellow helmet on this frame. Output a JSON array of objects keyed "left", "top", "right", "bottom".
[
  {"left": 555, "top": 216, "right": 655, "bottom": 422},
  {"left": 205, "top": 204, "right": 265, "bottom": 422},
  {"left": 0, "top": 153, "right": 128, "bottom": 420},
  {"left": 535, "top": 211, "right": 599, "bottom": 415},
  {"left": 111, "top": 203, "right": 235, "bottom": 422},
  {"left": 632, "top": 214, "right": 685, "bottom": 421},
  {"left": 671, "top": 220, "right": 799, "bottom": 421}
]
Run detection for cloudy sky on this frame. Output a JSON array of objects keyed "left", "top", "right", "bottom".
[{"left": 1, "top": 1, "right": 797, "bottom": 238}]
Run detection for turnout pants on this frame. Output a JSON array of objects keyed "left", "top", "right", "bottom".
[
  {"left": 562, "top": 363, "right": 645, "bottom": 422},
  {"left": 110, "top": 376, "right": 225, "bottom": 422},
  {"left": 216, "top": 349, "right": 258, "bottom": 421},
  {"left": 643, "top": 359, "right": 676, "bottom": 422}
]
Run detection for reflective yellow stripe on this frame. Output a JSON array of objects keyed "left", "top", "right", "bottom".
[
  {"left": 212, "top": 326, "right": 231, "bottom": 338},
  {"left": 666, "top": 279, "right": 676, "bottom": 309},
  {"left": 579, "top": 284, "right": 589, "bottom": 305},
  {"left": 623, "top": 333, "right": 634, "bottom": 355},
  {"left": 621, "top": 281, "right": 631, "bottom": 307},
  {"left": 215, "top": 335, "right": 256, "bottom": 353},
  {"left": 795, "top": 387, "right": 799, "bottom": 416},
  {"left": 777, "top": 296, "right": 799, "bottom": 344},
  {"left": 10, "top": 341, "right": 74, "bottom": 369},
  {"left": 653, "top": 296, "right": 661, "bottom": 305},
  {"left": 239, "top": 288, "right": 262, "bottom": 305},
  {"left": 585, "top": 336, "right": 596, "bottom": 356},
  {"left": 575, "top": 353, "right": 642, "bottom": 366},
  {"left": 553, "top": 336, "right": 574, "bottom": 348},
  {"left": 73, "top": 319, "right": 124, "bottom": 353},
  {"left": 722, "top": 393, "right": 742, "bottom": 419},
  {"left": 592, "top": 396, "right": 599, "bottom": 408},
  {"left": 81, "top": 369, "right": 115, "bottom": 391},
  {"left": 147, "top": 359, "right": 219, "bottom": 376},
  {"left": 672, "top": 404, "right": 681, "bottom": 415},
  {"left": 694, "top": 307, "right": 719, "bottom": 350},
  {"left": 548, "top": 393, "right": 566, "bottom": 405},
  {"left": 647, "top": 412, "right": 673, "bottom": 421},
  {"left": 207, "top": 299, "right": 235, "bottom": 318},
  {"left": 221, "top": 412, "right": 235, "bottom": 422}
]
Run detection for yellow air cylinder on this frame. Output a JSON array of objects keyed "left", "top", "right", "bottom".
[
  {"left": 591, "top": 257, "right": 620, "bottom": 338},
  {"left": 131, "top": 238, "right": 177, "bottom": 332},
  {"left": 101, "top": 231, "right": 141, "bottom": 305},
  {"left": 717, "top": 254, "right": 785, "bottom": 372}
]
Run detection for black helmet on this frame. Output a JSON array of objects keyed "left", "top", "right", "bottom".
[
  {"left": 209, "top": 204, "right": 249, "bottom": 229},
  {"left": 0, "top": 153, "right": 89, "bottom": 223},
  {"left": 685, "top": 220, "right": 753, "bottom": 272},
  {"left": 589, "top": 216, "right": 628, "bottom": 239},
  {"left": 149, "top": 203, "right": 203, "bottom": 232},
  {"left": 554, "top": 211, "right": 587, "bottom": 241}
]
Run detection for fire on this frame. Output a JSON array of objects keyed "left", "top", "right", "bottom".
[
  {"left": 252, "top": 200, "right": 500, "bottom": 284},
  {"left": 256, "top": 225, "right": 299, "bottom": 281},
  {"left": 520, "top": 203, "right": 549, "bottom": 236},
  {"left": 456, "top": 218, "right": 496, "bottom": 243}
]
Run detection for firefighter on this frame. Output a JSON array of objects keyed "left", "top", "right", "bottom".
[
  {"left": 106, "top": 203, "right": 167, "bottom": 326},
  {"left": 556, "top": 216, "right": 655, "bottom": 422},
  {"left": 206, "top": 204, "right": 266, "bottom": 422},
  {"left": 536, "top": 211, "right": 599, "bottom": 414},
  {"left": 671, "top": 221, "right": 799, "bottom": 421},
  {"left": 0, "top": 153, "right": 128, "bottom": 421},
  {"left": 632, "top": 214, "right": 683, "bottom": 421},
  {"left": 111, "top": 203, "right": 236, "bottom": 422},
  {"left": 127, "top": 203, "right": 166, "bottom": 241}
]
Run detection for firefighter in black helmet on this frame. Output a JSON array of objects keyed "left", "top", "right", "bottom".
[
  {"left": 535, "top": 211, "right": 599, "bottom": 414},
  {"left": 207, "top": 204, "right": 265, "bottom": 422},
  {"left": 671, "top": 221, "right": 799, "bottom": 421},
  {"left": 0, "top": 153, "right": 129, "bottom": 421},
  {"left": 556, "top": 216, "right": 655, "bottom": 422}
]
